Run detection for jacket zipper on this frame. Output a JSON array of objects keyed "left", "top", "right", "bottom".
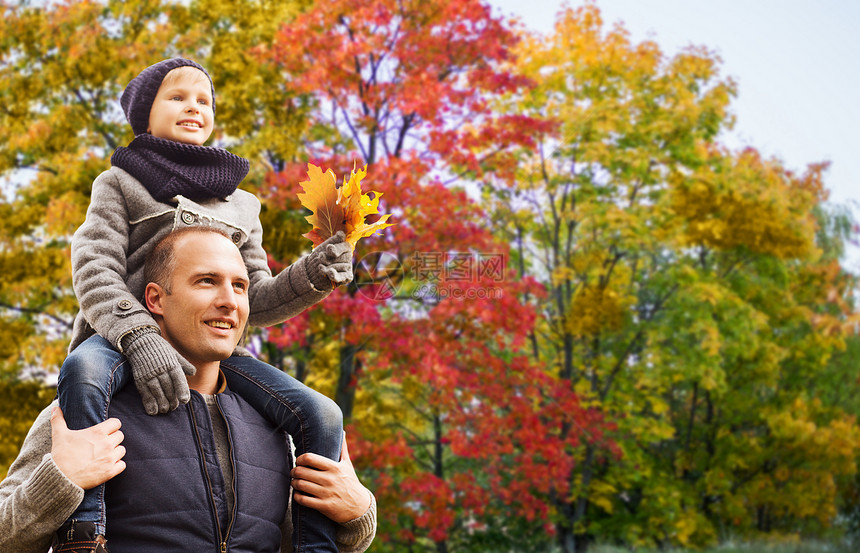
[
  {"left": 188, "top": 402, "right": 226, "bottom": 550},
  {"left": 215, "top": 396, "right": 238, "bottom": 552}
]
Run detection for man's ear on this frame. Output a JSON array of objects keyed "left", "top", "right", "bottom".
[{"left": 145, "top": 282, "right": 167, "bottom": 315}]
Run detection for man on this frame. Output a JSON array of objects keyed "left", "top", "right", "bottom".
[{"left": 0, "top": 227, "right": 376, "bottom": 552}]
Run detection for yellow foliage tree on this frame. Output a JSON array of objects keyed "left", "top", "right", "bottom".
[
  {"left": 0, "top": 381, "right": 54, "bottom": 479},
  {"left": 0, "top": 0, "right": 308, "bottom": 378},
  {"left": 0, "top": 0, "right": 311, "bottom": 489}
]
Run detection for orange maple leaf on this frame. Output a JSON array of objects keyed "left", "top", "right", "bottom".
[{"left": 298, "top": 162, "right": 394, "bottom": 248}]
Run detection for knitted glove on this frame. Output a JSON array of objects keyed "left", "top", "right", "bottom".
[
  {"left": 306, "top": 231, "right": 354, "bottom": 290},
  {"left": 122, "top": 327, "right": 195, "bottom": 415}
]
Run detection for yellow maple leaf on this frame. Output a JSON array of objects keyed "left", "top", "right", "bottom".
[
  {"left": 297, "top": 162, "right": 394, "bottom": 249},
  {"left": 297, "top": 163, "right": 344, "bottom": 246}
]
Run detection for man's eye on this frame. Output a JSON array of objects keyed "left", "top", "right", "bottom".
[
  {"left": 234, "top": 282, "right": 247, "bottom": 291},
  {"left": 200, "top": 277, "right": 215, "bottom": 285}
]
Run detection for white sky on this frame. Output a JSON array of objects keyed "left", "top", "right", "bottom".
[{"left": 489, "top": 0, "right": 860, "bottom": 265}]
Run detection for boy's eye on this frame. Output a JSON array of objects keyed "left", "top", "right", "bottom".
[{"left": 170, "top": 95, "right": 182, "bottom": 101}]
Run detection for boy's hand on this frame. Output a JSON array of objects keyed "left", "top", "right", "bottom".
[
  {"left": 306, "top": 231, "right": 354, "bottom": 289},
  {"left": 124, "top": 328, "right": 194, "bottom": 415}
]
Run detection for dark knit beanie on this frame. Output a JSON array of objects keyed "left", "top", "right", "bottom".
[{"left": 121, "top": 58, "right": 215, "bottom": 136}]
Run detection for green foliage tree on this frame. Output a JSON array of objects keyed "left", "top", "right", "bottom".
[{"left": 484, "top": 5, "right": 860, "bottom": 551}]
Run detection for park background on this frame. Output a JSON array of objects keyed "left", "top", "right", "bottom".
[{"left": 1, "top": 0, "right": 859, "bottom": 552}]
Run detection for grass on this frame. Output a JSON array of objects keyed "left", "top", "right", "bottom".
[{"left": 587, "top": 541, "right": 854, "bottom": 553}]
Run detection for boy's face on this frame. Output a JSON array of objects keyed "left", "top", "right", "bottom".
[{"left": 147, "top": 68, "right": 214, "bottom": 146}]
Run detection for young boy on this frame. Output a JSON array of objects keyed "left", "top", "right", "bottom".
[{"left": 55, "top": 58, "right": 349, "bottom": 553}]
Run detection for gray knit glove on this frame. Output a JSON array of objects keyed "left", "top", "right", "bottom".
[
  {"left": 122, "top": 327, "right": 195, "bottom": 415},
  {"left": 306, "top": 231, "right": 354, "bottom": 290}
]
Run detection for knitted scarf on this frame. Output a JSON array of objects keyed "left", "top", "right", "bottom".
[{"left": 111, "top": 133, "right": 249, "bottom": 202}]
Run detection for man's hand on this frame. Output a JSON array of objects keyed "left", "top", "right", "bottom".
[
  {"left": 50, "top": 406, "right": 127, "bottom": 490},
  {"left": 291, "top": 433, "right": 372, "bottom": 523}
]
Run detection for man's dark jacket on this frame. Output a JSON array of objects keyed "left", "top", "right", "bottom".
[{"left": 105, "top": 381, "right": 291, "bottom": 552}]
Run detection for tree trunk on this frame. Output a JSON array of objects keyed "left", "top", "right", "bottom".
[
  {"left": 572, "top": 445, "right": 595, "bottom": 553},
  {"left": 556, "top": 444, "right": 595, "bottom": 553},
  {"left": 336, "top": 342, "right": 358, "bottom": 420},
  {"left": 431, "top": 414, "right": 448, "bottom": 552},
  {"left": 295, "top": 357, "right": 307, "bottom": 384},
  {"left": 557, "top": 507, "right": 576, "bottom": 553}
]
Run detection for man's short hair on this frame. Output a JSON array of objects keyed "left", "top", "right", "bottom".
[{"left": 144, "top": 226, "right": 233, "bottom": 293}]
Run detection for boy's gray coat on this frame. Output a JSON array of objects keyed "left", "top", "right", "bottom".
[{"left": 70, "top": 166, "right": 329, "bottom": 353}]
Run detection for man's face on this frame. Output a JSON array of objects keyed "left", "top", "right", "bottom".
[
  {"left": 147, "top": 68, "right": 214, "bottom": 146},
  {"left": 148, "top": 232, "right": 249, "bottom": 367}
]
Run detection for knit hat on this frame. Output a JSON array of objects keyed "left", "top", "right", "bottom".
[{"left": 120, "top": 58, "right": 215, "bottom": 136}]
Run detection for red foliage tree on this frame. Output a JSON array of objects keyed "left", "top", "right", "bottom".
[{"left": 256, "top": 0, "right": 608, "bottom": 548}]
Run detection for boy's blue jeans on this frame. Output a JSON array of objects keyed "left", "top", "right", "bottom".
[{"left": 57, "top": 334, "right": 343, "bottom": 552}]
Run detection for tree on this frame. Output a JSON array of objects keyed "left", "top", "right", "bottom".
[
  {"left": 0, "top": 380, "right": 54, "bottom": 479},
  {"left": 0, "top": 0, "right": 310, "bottom": 482},
  {"left": 0, "top": 0, "right": 308, "bottom": 378},
  {"left": 259, "top": 0, "right": 604, "bottom": 549},
  {"left": 6, "top": 2, "right": 855, "bottom": 550},
  {"left": 484, "top": 5, "right": 860, "bottom": 550}
]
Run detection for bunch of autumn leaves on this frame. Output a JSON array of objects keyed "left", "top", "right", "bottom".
[{"left": 298, "top": 163, "right": 393, "bottom": 249}]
